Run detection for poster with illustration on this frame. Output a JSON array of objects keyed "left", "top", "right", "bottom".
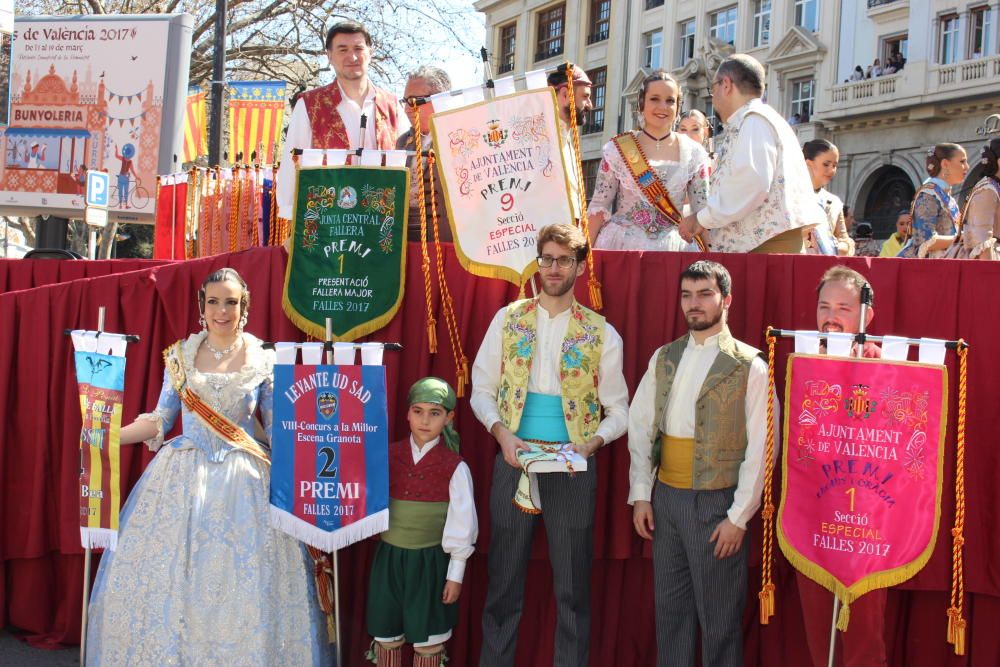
[{"left": 0, "top": 15, "right": 192, "bottom": 221}]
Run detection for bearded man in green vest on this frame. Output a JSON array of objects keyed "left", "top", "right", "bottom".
[
  {"left": 471, "top": 223, "right": 629, "bottom": 667},
  {"left": 627, "top": 260, "right": 771, "bottom": 667}
]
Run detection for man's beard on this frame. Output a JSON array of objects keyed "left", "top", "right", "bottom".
[
  {"left": 685, "top": 308, "right": 723, "bottom": 331},
  {"left": 542, "top": 273, "right": 576, "bottom": 298},
  {"left": 564, "top": 106, "right": 587, "bottom": 126}
]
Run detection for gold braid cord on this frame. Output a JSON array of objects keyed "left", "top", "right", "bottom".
[
  {"left": 305, "top": 545, "right": 337, "bottom": 643},
  {"left": 212, "top": 167, "right": 223, "bottom": 255},
  {"left": 411, "top": 102, "right": 439, "bottom": 354},
  {"left": 563, "top": 63, "right": 603, "bottom": 310},
  {"left": 186, "top": 168, "right": 198, "bottom": 258},
  {"left": 268, "top": 172, "right": 279, "bottom": 246},
  {"left": 947, "top": 342, "right": 969, "bottom": 655},
  {"left": 759, "top": 332, "right": 778, "bottom": 623},
  {"left": 228, "top": 166, "right": 241, "bottom": 252},
  {"left": 429, "top": 151, "right": 470, "bottom": 397}
]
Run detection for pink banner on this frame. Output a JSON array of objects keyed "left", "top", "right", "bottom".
[{"left": 778, "top": 355, "right": 947, "bottom": 604}]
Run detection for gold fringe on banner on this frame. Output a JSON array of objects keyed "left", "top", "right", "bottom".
[
  {"left": 947, "top": 342, "right": 969, "bottom": 655},
  {"left": 758, "top": 331, "right": 778, "bottom": 624},
  {"left": 563, "top": 63, "right": 602, "bottom": 311}
]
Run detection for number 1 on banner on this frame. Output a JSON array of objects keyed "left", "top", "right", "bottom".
[
  {"left": 845, "top": 486, "right": 856, "bottom": 512},
  {"left": 338, "top": 254, "right": 345, "bottom": 274}
]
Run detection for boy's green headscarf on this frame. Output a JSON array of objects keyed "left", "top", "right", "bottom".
[{"left": 407, "top": 376, "right": 459, "bottom": 453}]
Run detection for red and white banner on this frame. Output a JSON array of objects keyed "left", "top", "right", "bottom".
[{"left": 778, "top": 354, "right": 947, "bottom": 626}]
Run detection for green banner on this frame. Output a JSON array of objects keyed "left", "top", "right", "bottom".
[{"left": 283, "top": 165, "right": 409, "bottom": 340}]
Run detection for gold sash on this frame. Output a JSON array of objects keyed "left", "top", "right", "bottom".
[
  {"left": 612, "top": 133, "right": 706, "bottom": 250},
  {"left": 163, "top": 341, "right": 271, "bottom": 465}
]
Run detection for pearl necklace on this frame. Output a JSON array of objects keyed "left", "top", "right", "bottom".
[{"left": 204, "top": 336, "right": 241, "bottom": 360}]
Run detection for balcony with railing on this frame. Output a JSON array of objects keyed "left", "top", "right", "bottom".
[{"left": 821, "top": 53, "right": 1000, "bottom": 122}]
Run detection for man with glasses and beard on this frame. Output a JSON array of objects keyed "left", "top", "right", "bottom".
[
  {"left": 627, "top": 260, "right": 771, "bottom": 667},
  {"left": 471, "top": 223, "right": 629, "bottom": 667}
]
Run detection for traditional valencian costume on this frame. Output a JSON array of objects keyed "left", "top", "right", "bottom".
[
  {"left": 898, "top": 177, "right": 960, "bottom": 258},
  {"left": 588, "top": 131, "right": 710, "bottom": 251},
  {"left": 366, "top": 378, "right": 477, "bottom": 667},
  {"left": 86, "top": 332, "right": 330, "bottom": 666}
]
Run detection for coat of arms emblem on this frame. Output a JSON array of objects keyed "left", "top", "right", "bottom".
[
  {"left": 317, "top": 392, "right": 338, "bottom": 419},
  {"left": 845, "top": 384, "right": 876, "bottom": 419},
  {"left": 484, "top": 119, "right": 508, "bottom": 148}
]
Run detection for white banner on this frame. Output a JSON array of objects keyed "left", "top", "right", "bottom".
[{"left": 430, "top": 88, "right": 574, "bottom": 286}]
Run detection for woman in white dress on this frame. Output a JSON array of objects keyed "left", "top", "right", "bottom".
[
  {"left": 957, "top": 138, "right": 1000, "bottom": 259},
  {"left": 86, "top": 268, "right": 331, "bottom": 666},
  {"left": 587, "top": 71, "right": 711, "bottom": 251},
  {"left": 803, "top": 139, "right": 854, "bottom": 255}
]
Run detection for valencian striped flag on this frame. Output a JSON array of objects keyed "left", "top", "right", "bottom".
[
  {"left": 71, "top": 331, "right": 129, "bottom": 551},
  {"left": 227, "top": 81, "right": 287, "bottom": 164},
  {"left": 182, "top": 86, "right": 208, "bottom": 163},
  {"left": 270, "top": 345, "right": 390, "bottom": 551}
]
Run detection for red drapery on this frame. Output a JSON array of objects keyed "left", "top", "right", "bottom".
[{"left": 1, "top": 247, "right": 998, "bottom": 666}]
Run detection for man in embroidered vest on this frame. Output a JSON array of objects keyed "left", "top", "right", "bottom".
[
  {"left": 679, "top": 54, "right": 822, "bottom": 253},
  {"left": 471, "top": 223, "right": 629, "bottom": 667},
  {"left": 628, "top": 260, "right": 770, "bottom": 667},
  {"left": 398, "top": 66, "right": 452, "bottom": 243},
  {"left": 548, "top": 65, "right": 593, "bottom": 221},
  {"left": 799, "top": 266, "right": 887, "bottom": 667},
  {"left": 277, "top": 21, "right": 401, "bottom": 220}
]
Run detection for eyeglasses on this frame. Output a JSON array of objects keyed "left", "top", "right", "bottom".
[
  {"left": 400, "top": 96, "right": 429, "bottom": 107},
  {"left": 537, "top": 255, "right": 578, "bottom": 269}
]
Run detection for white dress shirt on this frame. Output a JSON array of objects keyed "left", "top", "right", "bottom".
[
  {"left": 408, "top": 435, "right": 478, "bottom": 583},
  {"left": 277, "top": 81, "right": 379, "bottom": 219},
  {"left": 470, "top": 301, "right": 630, "bottom": 446},
  {"left": 696, "top": 104, "right": 778, "bottom": 230},
  {"left": 627, "top": 333, "right": 775, "bottom": 529}
]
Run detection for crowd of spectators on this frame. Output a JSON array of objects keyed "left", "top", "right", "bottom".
[{"left": 846, "top": 51, "right": 906, "bottom": 82}]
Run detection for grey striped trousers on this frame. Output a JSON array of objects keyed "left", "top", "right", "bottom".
[
  {"left": 479, "top": 453, "right": 597, "bottom": 667},
  {"left": 652, "top": 481, "right": 746, "bottom": 667}
]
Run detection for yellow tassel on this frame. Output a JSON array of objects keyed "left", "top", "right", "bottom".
[
  {"left": 836, "top": 600, "right": 851, "bottom": 632},
  {"left": 326, "top": 613, "right": 336, "bottom": 644},
  {"left": 953, "top": 617, "right": 966, "bottom": 655},
  {"left": 588, "top": 277, "right": 603, "bottom": 311},
  {"left": 517, "top": 282, "right": 526, "bottom": 301},
  {"left": 456, "top": 357, "right": 470, "bottom": 398},
  {"left": 946, "top": 607, "right": 958, "bottom": 644},
  {"left": 427, "top": 319, "right": 438, "bottom": 354},
  {"left": 759, "top": 590, "right": 771, "bottom": 624}
]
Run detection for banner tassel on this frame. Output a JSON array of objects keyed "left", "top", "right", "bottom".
[
  {"left": 758, "top": 331, "right": 779, "bottom": 625},
  {"left": 836, "top": 600, "right": 851, "bottom": 632},
  {"left": 947, "top": 342, "right": 968, "bottom": 655},
  {"left": 427, "top": 319, "right": 438, "bottom": 354},
  {"left": 588, "top": 276, "right": 604, "bottom": 311}
]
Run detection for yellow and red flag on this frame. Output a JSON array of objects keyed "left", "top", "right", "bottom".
[
  {"left": 183, "top": 86, "right": 208, "bottom": 163},
  {"left": 227, "top": 81, "right": 288, "bottom": 165}
]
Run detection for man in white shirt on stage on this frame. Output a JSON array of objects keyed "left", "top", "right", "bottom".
[
  {"left": 277, "top": 21, "right": 401, "bottom": 221},
  {"left": 679, "top": 54, "right": 821, "bottom": 253},
  {"left": 628, "top": 260, "right": 771, "bottom": 667},
  {"left": 471, "top": 223, "right": 629, "bottom": 667}
]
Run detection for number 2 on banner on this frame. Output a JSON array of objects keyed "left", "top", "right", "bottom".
[
  {"left": 500, "top": 193, "right": 514, "bottom": 211},
  {"left": 318, "top": 447, "right": 338, "bottom": 478},
  {"left": 845, "top": 486, "right": 856, "bottom": 511}
]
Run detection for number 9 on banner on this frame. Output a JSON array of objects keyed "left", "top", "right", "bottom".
[{"left": 500, "top": 193, "right": 514, "bottom": 212}]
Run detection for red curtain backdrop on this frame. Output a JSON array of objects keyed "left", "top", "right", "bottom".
[{"left": 1, "top": 247, "right": 998, "bottom": 666}]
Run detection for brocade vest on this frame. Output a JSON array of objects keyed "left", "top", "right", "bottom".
[
  {"left": 298, "top": 81, "right": 399, "bottom": 152},
  {"left": 497, "top": 299, "right": 605, "bottom": 444},
  {"left": 382, "top": 438, "right": 460, "bottom": 549},
  {"left": 708, "top": 99, "right": 822, "bottom": 253},
  {"left": 650, "top": 328, "right": 761, "bottom": 490}
]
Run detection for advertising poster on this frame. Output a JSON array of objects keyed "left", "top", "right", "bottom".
[{"left": 0, "top": 15, "right": 191, "bottom": 221}]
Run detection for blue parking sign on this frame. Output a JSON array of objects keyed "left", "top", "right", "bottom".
[{"left": 86, "top": 171, "right": 110, "bottom": 208}]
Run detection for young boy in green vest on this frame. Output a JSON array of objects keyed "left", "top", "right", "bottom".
[{"left": 366, "top": 377, "right": 477, "bottom": 667}]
